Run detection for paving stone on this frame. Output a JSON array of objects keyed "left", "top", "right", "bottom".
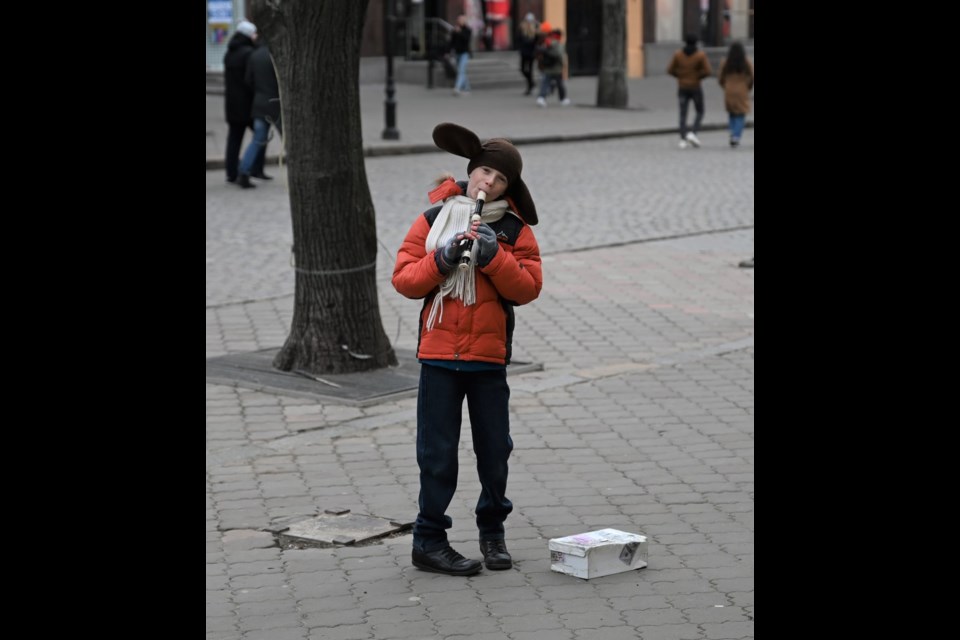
[
  {"left": 631, "top": 623, "right": 704, "bottom": 640},
  {"left": 701, "top": 621, "right": 755, "bottom": 639},
  {"left": 574, "top": 627, "right": 646, "bottom": 640},
  {"left": 369, "top": 620, "right": 436, "bottom": 638},
  {"left": 558, "top": 608, "right": 624, "bottom": 629},
  {"left": 622, "top": 607, "right": 687, "bottom": 626},
  {"left": 301, "top": 609, "right": 366, "bottom": 627},
  {"left": 307, "top": 624, "right": 373, "bottom": 640},
  {"left": 206, "top": 616, "right": 239, "bottom": 633},
  {"left": 683, "top": 606, "right": 748, "bottom": 623},
  {"left": 651, "top": 580, "right": 714, "bottom": 596},
  {"left": 707, "top": 578, "right": 753, "bottom": 593},
  {"left": 237, "top": 612, "right": 302, "bottom": 631},
  {"left": 241, "top": 628, "right": 307, "bottom": 640},
  {"left": 422, "top": 601, "right": 486, "bottom": 620},
  {"left": 509, "top": 630, "right": 574, "bottom": 640},
  {"left": 435, "top": 616, "right": 501, "bottom": 635}
]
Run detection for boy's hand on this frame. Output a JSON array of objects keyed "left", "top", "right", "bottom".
[
  {"left": 474, "top": 223, "right": 499, "bottom": 267},
  {"left": 437, "top": 235, "right": 467, "bottom": 274}
]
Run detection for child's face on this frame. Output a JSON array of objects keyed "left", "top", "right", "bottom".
[{"left": 467, "top": 166, "right": 508, "bottom": 201}]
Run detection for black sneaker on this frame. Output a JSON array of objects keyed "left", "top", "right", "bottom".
[
  {"left": 479, "top": 539, "right": 512, "bottom": 570},
  {"left": 412, "top": 546, "right": 482, "bottom": 576},
  {"left": 251, "top": 172, "right": 273, "bottom": 180},
  {"left": 237, "top": 174, "right": 256, "bottom": 189}
]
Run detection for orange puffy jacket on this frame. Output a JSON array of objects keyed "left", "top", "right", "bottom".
[{"left": 392, "top": 188, "right": 542, "bottom": 365}]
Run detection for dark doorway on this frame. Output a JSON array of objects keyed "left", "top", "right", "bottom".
[
  {"left": 643, "top": 0, "right": 657, "bottom": 43},
  {"left": 566, "top": 0, "right": 601, "bottom": 76}
]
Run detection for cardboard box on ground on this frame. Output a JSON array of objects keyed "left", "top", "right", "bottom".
[{"left": 549, "top": 528, "right": 649, "bottom": 579}]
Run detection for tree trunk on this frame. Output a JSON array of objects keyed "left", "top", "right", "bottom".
[
  {"left": 250, "top": 0, "right": 398, "bottom": 374},
  {"left": 596, "top": 0, "right": 627, "bottom": 108}
]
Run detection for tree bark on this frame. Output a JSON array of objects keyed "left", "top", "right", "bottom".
[
  {"left": 596, "top": 0, "right": 628, "bottom": 108},
  {"left": 249, "top": 0, "right": 398, "bottom": 374}
]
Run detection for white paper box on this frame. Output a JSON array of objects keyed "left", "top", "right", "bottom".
[{"left": 549, "top": 528, "right": 648, "bottom": 579}]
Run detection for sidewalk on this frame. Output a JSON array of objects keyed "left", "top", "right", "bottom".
[{"left": 206, "top": 74, "right": 754, "bottom": 168}]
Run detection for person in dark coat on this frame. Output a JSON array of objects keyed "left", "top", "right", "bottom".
[
  {"left": 222, "top": 21, "right": 258, "bottom": 184},
  {"left": 517, "top": 13, "right": 538, "bottom": 95},
  {"left": 237, "top": 43, "right": 282, "bottom": 188}
]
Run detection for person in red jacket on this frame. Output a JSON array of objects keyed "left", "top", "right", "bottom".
[{"left": 393, "top": 122, "right": 543, "bottom": 576}]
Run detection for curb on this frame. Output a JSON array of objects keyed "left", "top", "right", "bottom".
[{"left": 205, "top": 122, "right": 753, "bottom": 170}]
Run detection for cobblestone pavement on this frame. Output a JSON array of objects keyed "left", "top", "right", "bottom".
[
  {"left": 207, "top": 120, "right": 754, "bottom": 638},
  {"left": 206, "top": 130, "right": 753, "bottom": 308}
]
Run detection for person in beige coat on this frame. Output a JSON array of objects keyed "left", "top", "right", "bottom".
[
  {"left": 718, "top": 41, "right": 754, "bottom": 148},
  {"left": 667, "top": 34, "right": 712, "bottom": 148}
]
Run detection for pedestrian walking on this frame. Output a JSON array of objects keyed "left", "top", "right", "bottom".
[
  {"left": 667, "top": 34, "right": 712, "bottom": 148},
  {"left": 535, "top": 24, "right": 570, "bottom": 107},
  {"left": 718, "top": 41, "right": 753, "bottom": 148},
  {"left": 450, "top": 15, "right": 473, "bottom": 96},
  {"left": 222, "top": 20, "right": 258, "bottom": 184},
  {"left": 237, "top": 43, "right": 282, "bottom": 189},
  {"left": 517, "top": 13, "right": 538, "bottom": 95},
  {"left": 392, "top": 122, "right": 543, "bottom": 576}
]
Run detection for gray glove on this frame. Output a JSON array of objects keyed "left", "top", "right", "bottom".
[
  {"left": 474, "top": 223, "right": 499, "bottom": 267},
  {"left": 436, "top": 236, "right": 464, "bottom": 274}
]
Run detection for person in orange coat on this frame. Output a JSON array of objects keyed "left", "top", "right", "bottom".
[
  {"left": 393, "top": 122, "right": 542, "bottom": 576},
  {"left": 667, "top": 34, "right": 713, "bottom": 148}
]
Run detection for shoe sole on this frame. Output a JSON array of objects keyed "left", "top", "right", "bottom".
[
  {"left": 483, "top": 559, "right": 512, "bottom": 570},
  {"left": 412, "top": 559, "right": 482, "bottom": 576}
]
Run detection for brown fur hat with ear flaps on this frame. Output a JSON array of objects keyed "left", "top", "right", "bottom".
[{"left": 432, "top": 122, "right": 538, "bottom": 225}]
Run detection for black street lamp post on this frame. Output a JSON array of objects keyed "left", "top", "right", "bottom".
[{"left": 382, "top": 2, "right": 400, "bottom": 140}]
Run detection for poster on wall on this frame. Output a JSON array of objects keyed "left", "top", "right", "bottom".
[
  {"left": 486, "top": 1, "right": 512, "bottom": 50},
  {"left": 462, "top": 0, "right": 513, "bottom": 51},
  {"left": 208, "top": 0, "right": 233, "bottom": 44}
]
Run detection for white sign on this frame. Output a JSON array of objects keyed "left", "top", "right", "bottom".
[{"left": 208, "top": 1, "right": 232, "bottom": 25}]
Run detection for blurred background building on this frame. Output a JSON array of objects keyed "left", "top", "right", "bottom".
[{"left": 205, "top": 0, "right": 753, "bottom": 83}]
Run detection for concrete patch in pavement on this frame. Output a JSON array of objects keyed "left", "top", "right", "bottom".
[{"left": 276, "top": 509, "right": 413, "bottom": 549}]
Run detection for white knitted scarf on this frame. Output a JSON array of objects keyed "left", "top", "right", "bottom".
[{"left": 424, "top": 195, "right": 511, "bottom": 330}]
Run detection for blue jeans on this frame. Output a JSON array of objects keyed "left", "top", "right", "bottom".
[
  {"left": 728, "top": 113, "right": 746, "bottom": 141},
  {"left": 239, "top": 117, "right": 271, "bottom": 176},
  {"left": 413, "top": 364, "right": 513, "bottom": 552},
  {"left": 454, "top": 53, "right": 471, "bottom": 91},
  {"left": 225, "top": 122, "right": 266, "bottom": 181},
  {"left": 538, "top": 74, "right": 566, "bottom": 101}
]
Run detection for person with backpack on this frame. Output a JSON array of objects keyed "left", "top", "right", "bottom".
[
  {"left": 392, "top": 122, "right": 543, "bottom": 576},
  {"left": 534, "top": 24, "right": 569, "bottom": 107}
]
